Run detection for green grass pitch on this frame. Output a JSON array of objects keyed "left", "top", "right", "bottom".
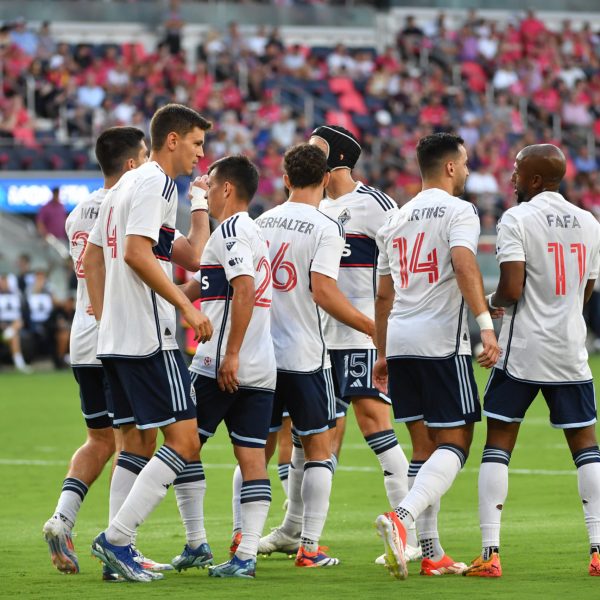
[{"left": 2, "top": 357, "right": 600, "bottom": 599}]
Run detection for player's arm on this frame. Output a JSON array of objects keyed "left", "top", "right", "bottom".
[
  {"left": 82, "top": 241, "right": 105, "bottom": 321},
  {"left": 372, "top": 273, "right": 394, "bottom": 394},
  {"left": 311, "top": 273, "right": 374, "bottom": 337},
  {"left": 124, "top": 234, "right": 212, "bottom": 342},
  {"left": 488, "top": 261, "right": 525, "bottom": 307},
  {"left": 218, "top": 274, "right": 254, "bottom": 394},
  {"left": 180, "top": 278, "right": 201, "bottom": 302},
  {"left": 451, "top": 245, "right": 500, "bottom": 369}
]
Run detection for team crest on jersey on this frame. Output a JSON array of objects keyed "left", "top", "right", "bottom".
[
  {"left": 203, "top": 356, "right": 212, "bottom": 366},
  {"left": 226, "top": 241, "right": 236, "bottom": 251},
  {"left": 338, "top": 209, "right": 351, "bottom": 226}
]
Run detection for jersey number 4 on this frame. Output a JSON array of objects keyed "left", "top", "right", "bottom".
[
  {"left": 393, "top": 233, "right": 439, "bottom": 288},
  {"left": 107, "top": 207, "right": 117, "bottom": 259},
  {"left": 548, "top": 242, "right": 586, "bottom": 295}
]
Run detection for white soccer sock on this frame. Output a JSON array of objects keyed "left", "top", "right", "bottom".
[
  {"left": 398, "top": 446, "right": 465, "bottom": 526},
  {"left": 300, "top": 460, "right": 334, "bottom": 550},
  {"left": 174, "top": 461, "right": 207, "bottom": 549},
  {"left": 14, "top": 352, "right": 26, "bottom": 369},
  {"left": 574, "top": 449, "right": 600, "bottom": 545},
  {"left": 405, "top": 461, "right": 422, "bottom": 548},
  {"left": 106, "top": 446, "right": 186, "bottom": 546},
  {"left": 479, "top": 447, "right": 511, "bottom": 550},
  {"left": 54, "top": 478, "right": 88, "bottom": 529},
  {"left": 109, "top": 452, "right": 148, "bottom": 525},
  {"left": 278, "top": 463, "right": 291, "bottom": 497},
  {"left": 236, "top": 479, "right": 271, "bottom": 561},
  {"left": 232, "top": 464, "right": 243, "bottom": 533},
  {"left": 281, "top": 443, "right": 304, "bottom": 536}
]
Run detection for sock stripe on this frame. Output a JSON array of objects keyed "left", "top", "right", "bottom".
[
  {"left": 62, "top": 477, "right": 88, "bottom": 501},
  {"left": 291, "top": 432, "right": 302, "bottom": 448},
  {"left": 408, "top": 460, "right": 425, "bottom": 477},
  {"left": 438, "top": 444, "right": 467, "bottom": 468},
  {"left": 304, "top": 460, "right": 334, "bottom": 473},
  {"left": 277, "top": 463, "right": 291, "bottom": 481},
  {"left": 330, "top": 453, "right": 338, "bottom": 473},
  {"left": 240, "top": 479, "right": 272, "bottom": 503},
  {"left": 116, "top": 451, "right": 149, "bottom": 475},
  {"left": 155, "top": 445, "right": 187, "bottom": 475},
  {"left": 364, "top": 429, "right": 399, "bottom": 455},
  {"left": 573, "top": 446, "right": 600, "bottom": 468},
  {"left": 482, "top": 445, "right": 511, "bottom": 466},
  {"left": 173, "top": 461, "right": 205, "bottom": 485}
]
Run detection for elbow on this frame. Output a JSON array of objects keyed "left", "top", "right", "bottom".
[{"left": 311, "top": 286, "right": 327, "bottom": 308}]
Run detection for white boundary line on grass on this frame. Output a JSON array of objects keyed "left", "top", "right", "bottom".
[{"left": 0, "top": 458, "right": 577, "bottom": 476}]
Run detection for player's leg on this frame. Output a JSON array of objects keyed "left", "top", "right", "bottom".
[
  {"left": 277, "top": 416, "right": 293, "bottom": 498},
  {"left": 6, "top": 319, "right": 31, "bottom": 373}
]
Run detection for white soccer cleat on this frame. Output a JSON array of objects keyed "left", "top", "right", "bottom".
[
  {"left": 43, "top": 514, "right": 79, "bottom": 574},
  {"left": 375, "top": 512, "right": 408, "bottom": 580},
  {"left": 375, "top": 543, "right": 421, "bottom": 565},
  {"left": 257, "top": 527, "right": 300, "bottom": 556}
]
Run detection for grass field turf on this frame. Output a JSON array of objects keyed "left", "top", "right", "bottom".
[{"left": 2, "top": 357, "right": 600, "bottom": 599}]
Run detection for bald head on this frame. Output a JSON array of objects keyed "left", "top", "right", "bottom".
[{"left": 512, "top": 144, "right": 566, "bottom": 204}]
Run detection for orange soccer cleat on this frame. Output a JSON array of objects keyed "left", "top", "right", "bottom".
[
  {"left": 463, "top": 552, "right": 502, "bottom": 577},
  {"left": 420, "top": 554, "right": 467, "bottom": 576}
]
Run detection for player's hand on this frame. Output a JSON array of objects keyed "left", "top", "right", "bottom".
[
  {"left": 218, "top": 352, "right": 240, "bottom": 393},
  {"left": 181, "top": 304, "right": 213, "bottom": 343},
  {"left": 86, "top": 304, "right": 95, "bottom": 316},
  {"left": 486, "top": 294, "right": 505, "bottom": 319},
  {"left": 477, "top": 329, "right": 501, "bottom": 369},
  {"left": 189, "top": 175, "right": 209, "bottom": 212},
  {"left": 372, "top": 356, "right": 388, "bottom": 395},
  {"left": 190, "top": 174, "right": 209, "bottom": 194}
]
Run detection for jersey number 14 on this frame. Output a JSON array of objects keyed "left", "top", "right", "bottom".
[{"left": 393, "top": 233, "right": 439, "bottom": 288}]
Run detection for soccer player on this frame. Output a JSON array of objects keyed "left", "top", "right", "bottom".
[
  {"left": 310, "top": 125, "right": 418, "bottom": 561},
  {"left": 464, "top": 144, "right": 600, "bottom": 578},
  {"left": 256, "top": 143, "right": 374, "bottom": 567},
  {"left": 173, "top": 154, "right": 275, "bottom": 578},
  {"left": 84, "top": 104, "right": 213, "bottom": 583},
  {"left": 373, "top": 133, "right": 501, "bottom": 580}
]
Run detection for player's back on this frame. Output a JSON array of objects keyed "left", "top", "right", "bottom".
[
  {"left": 377, "top": 188, "right": 480, "bottom": 358},
  {"left": 496, "top": 191, "right": 600, "bottom": 382},
  {"left": 256, "top": 201, "right": 345, "bottom": 372}
]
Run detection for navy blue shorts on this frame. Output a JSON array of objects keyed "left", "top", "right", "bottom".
[
  {"left": 72, "top": 366, "right": 112, "bottom": 429},
  {"left": 483, "top": 368, "right": 597, "bottom": 429},
  {"left": 330, "top": 348, "right": 391, "bottom": 417},
  {"left": 388, "top": 354, "right": 481, "bottom": 428},
  {"left": 101, "top": 350, "right": 196, "bottom": 430},
  {"left": 191, "top": 372, "right": 274, "bottom": 448},
  {"left": 271, "top": 368, "right": 336, "bottom": 436}
]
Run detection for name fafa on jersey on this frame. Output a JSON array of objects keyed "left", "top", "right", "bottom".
[
  {"left": 88, "top": 161, "right": 179, "bottom": 358},
  {"left": 256, "top": 202, "right": 345, "bottom": 373},
  {"left": 190, "top": 212, "right": 276, "bottom": 391},
  {"left": 377, "top": 188, "right": 480, "bottom": 359},
  {"left": 65, "top": 187, "right": 108, "bottom": 366},
  {"left": 319, "top": 182, "right": 397, "bottom": 350},
  {"left": 495, "top": 191, "right": 600, "bottom": 383}
]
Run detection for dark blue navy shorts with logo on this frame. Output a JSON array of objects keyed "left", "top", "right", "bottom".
[
  {"left": 191, "top": 372, "right": 274, "bottom": 448},
  {"left": 101, "top": 349, "right": 195, "bottom": 430},
  {"left": 270, "top": 368, "right": 336, "bottom": 436},
  {"left": 483, "top": 367, "right": 597, "bottom": 429},
  {"left": 330, "top": 348, "right": 391, "bottom": 417},
  {"left": 387, "top": 354, "right": 481, "bottom": 428},
  {"left": 72, "top": 365, "right": 113, "bottom": 429}
]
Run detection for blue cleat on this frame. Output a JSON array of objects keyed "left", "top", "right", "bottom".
[
  {"left": 91, "top": 533, "right": 163, "bottom": 583},
  {"left": 171, "top": 543, "right": 213, "bottom": 572},
  {"left": 208, "top": 555, "right": 256, "bottom": 578},
  {"left": 102, "top": 564, "right": 125, "bottom": 583},
  {"left": 43, "top": 514, "right": 79, "bottom": 574}
]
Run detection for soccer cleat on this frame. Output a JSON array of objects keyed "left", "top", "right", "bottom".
[
  {"left": 375, "top": 512, "right": 407, "bottom": 580},
  {"left": 375, "top": 542, "right": 422, "bottom": 565},
  {"left": 171, "top": 543, "right": 213, "bottom": 571},
  {"left": 43, "top": 515, "right": 79, "bottom": 574},
  {"left": 229, "top": 531, "right": 242, "bottom": 558},
  {"left": 102, "top": 564, "right": 125, "bottom": 582},
  {"left": 132, "top": 547, "right": 174, "bottom": 571},
  {"left": 208, "top": 555, "right": 256, "bottom": 578},
  {"left": 463, "top": 552, "right": 502, "bottom": 577},
  {"left": 420, "top": 554, "right": 468, "bottom": 576},
  {"left": 295, "top": 545, "right": 340, "bottom": 567},
  {"left": 258, "top": 527, "right": 300, "bottom": 556},
  {"left": 91, "top": 533, "right": 162, "bottom": 583},
  {"left": 589, "top": 552, "right": 600, "bottom": 576}
]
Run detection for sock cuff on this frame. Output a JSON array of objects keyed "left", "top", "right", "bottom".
[
  {"left": 62, "top": 477, "right": 89, "bottom": 500},
  {"left": 155, "top": 445, "right": 187, "bottom": 475},
  {"left": 116, "top": 451, "right": 150, "bottom": 475},
  {"left": 437, "top": 444, "right": 467, "bottom": 468},
  {"left": 482, "top": 445, "right": 511, "bottom": 466},
  {"left": 364, "top": 429, "right": 398, "bottom": 455},
  {"left": 240, "top": 479, "right": 272, "bottom": 503},
  {"left": 277, "top": 463, "right": 291, "bottom": 481},
  {"left": 304, "top": 459, "right": 334, "bottom": 473},
  {"left": 291, "top": 431, "right": 302, "bottom": 448},
  {"left": 573, "top": 446, "right": 600, "bottom": 468},
  {"left": 408, "top": 460, "right": 425, "bottom": 477},
  {"left": 330, "top": 453, "right": 338, "bottom": 473},
  {"left": 173, "top": 461, "right": 205, "bottom": 485}
]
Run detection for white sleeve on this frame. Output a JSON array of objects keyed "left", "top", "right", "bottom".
[
  {"left": 174, "top": 229, "right": 183, "bottom": 241},
  {"left": 496, "top": 211, "right": 525, "bottom": 263},
  {"left": 448, "top": 202, "right": 480, "bottom": 254},
  {"left": 125, "top": 176, "right": 166, "bottom": 244},
  {"left": 365, "top": 199, "right": 398, "bottom": 239},
  {"left": 222, "top": 233, "right": 256, "bottom": 282},
  {"left": 311, "top": 222, "right": 345, "bottom": 280},
  {"left": 88, "top": 215, "right": 102, "bottom": 247},
  {"left": 588, "top": 232, "right": 600, "bottom": 279},
  {"left": 376, "top": 226, "right": 391, "bottom": 276}
]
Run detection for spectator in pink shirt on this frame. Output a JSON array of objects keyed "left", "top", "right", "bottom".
[{"left": 36, "top": 187, "right": 67, "bottom": 241}]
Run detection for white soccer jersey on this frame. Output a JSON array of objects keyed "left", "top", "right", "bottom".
[
  {"left": 190, "top": 212, "right": 276, "bottom": 390},
  {"left": 495, "top": 191, "right": 600, "bottom": 383},
  {"left": 88, "top": 161, "right": 179, "bottom": 358},
  {"left": 319, "top": 182, "right": 397, "bottom": 349},
  {"left": 255, "top": 202, "right": 345, "bottom": 373},
  {"left": 377, "top": 188, "right": 480, "bottom": 358},
  {"left": 65, "top": 188, "right": 108, "bottom": 365}
]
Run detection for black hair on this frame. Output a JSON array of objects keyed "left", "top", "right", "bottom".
[
  {"left": 416, "top": 133, "right": 465, "bottom": 178},
  {"left": 208, "top": 154, "right": 259, "bottom": 202},
  {"left": 283, "top": 143, "right": 328, "bottom": 189},
  {"left": 95, "top": 126, "right": 145, "bottom": 176},
  {"left": 150, "top": 103, "right": 211, "bottom": 151}
]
